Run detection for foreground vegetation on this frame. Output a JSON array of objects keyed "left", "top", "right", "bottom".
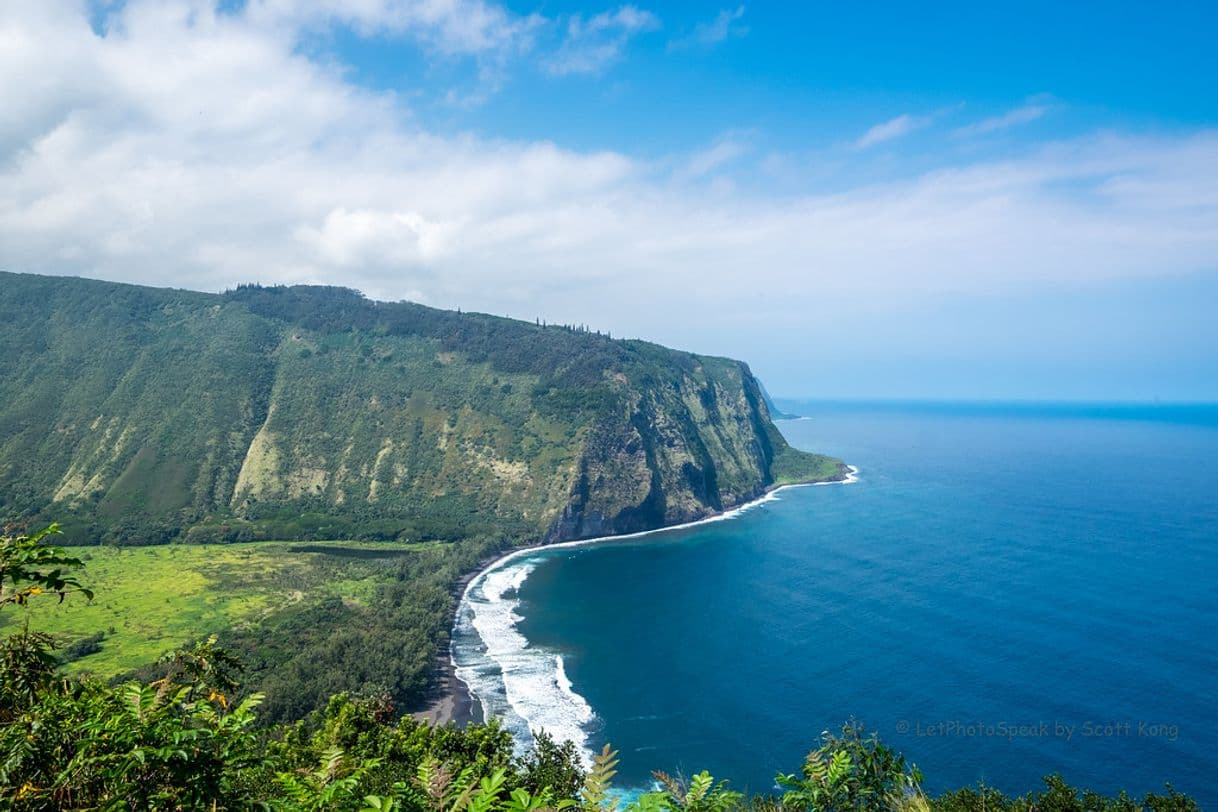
[{"left": 1, "top": 525, "right": 1199, "bottom": 810}]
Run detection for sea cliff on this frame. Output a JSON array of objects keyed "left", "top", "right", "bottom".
[{"left": 0, "top": 272, "right": 843, "bottom": 545}]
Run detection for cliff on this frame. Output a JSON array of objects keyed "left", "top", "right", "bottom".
[{"left": 0, "top": 272, "right": 844, "bottom": 544}]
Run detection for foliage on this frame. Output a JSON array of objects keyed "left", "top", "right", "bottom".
[
  {"left": 0, "top": 630, "right": 60, "bottom": 715},
  {"left": 0, "top": 524, "right": 93, "bottom": 608},
  {"left": 931, "top": 775, "right": 1201, "bottom": 811},
  {"left": 0, "top": 526, "right": 263, "bottom": 807},
  {"left": 1, "top": 523, "right": 94, "bottom": 719},
  {"left": 212, "top": 536, "right": 500, "bottom": 724},
  {"left": 777, "top": 722, "right": 923, "bottom": 811},
  {"left": 0, "top": 629, "right": 1201, "bottom": 811},
  {"left": 650, "top": 770, "right": 742, "bottom": 812},
  {"left": 276, "top": 746, "right": 385, "bottom": 810},
  {"left": 517, "top": 730, "right": 585, "bottom": 799},
  {"left": 580, "top": 745, "right": 620, "bottom": 811},
  {"left": 0, "top": 670, "right": 268, "bottom": 808},
  {"left": 0, "top": 537, "right": 501, "bottom": 724}
]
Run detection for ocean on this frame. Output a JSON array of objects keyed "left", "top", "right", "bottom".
[{"left": 452, "top": 401, "right": 1218, "bottom": 803}]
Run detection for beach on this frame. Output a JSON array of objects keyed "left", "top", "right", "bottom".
[
  {"left": 410, "top": 554, "right": 496, "bottom": 726},
  {"left": 411, "top": 650, "right": 478, "bottom": 726}
]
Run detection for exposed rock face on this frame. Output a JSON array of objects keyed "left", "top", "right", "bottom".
[
  {"left": 547, "top": 367, "right": 789, "bottom": 541},
  {"left": 0, "top": 272, "right": 842, "bottom": 545}
]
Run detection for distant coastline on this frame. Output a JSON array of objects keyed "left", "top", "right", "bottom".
[{"left": 417, "top": 464, "right": 859, "bottom": 728}]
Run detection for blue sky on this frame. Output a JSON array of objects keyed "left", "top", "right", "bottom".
[
  {"left": 3, "top": 0, "right": 1218, "bottom": 399},
  {"left": 330, "top": 1, "right": 1218, "bottom": 153}
]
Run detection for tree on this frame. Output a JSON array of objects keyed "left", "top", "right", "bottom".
[
  {"left": 777, "top": 722, "right": 925, "bottom": 812},
  {"left": 0, "top": 524, "right": 93, "bottom": 608},
  {"left": 0, "top": 523, "right": 265, "bottom": 808},
  {"left": 1, "top": 523, "right": 94, "bottom": 719}
]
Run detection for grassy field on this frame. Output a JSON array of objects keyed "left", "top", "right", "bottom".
[{"left": 0, "top": 541, "right": 435, "bottom": 676}]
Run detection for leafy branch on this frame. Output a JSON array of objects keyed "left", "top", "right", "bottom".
[{"left": 0, "top": 524, "right": 94, "bottom": 608}]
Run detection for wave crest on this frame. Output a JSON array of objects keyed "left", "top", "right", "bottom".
[{"left": 453, "top": 557, "right": 598, "bottom": 765}]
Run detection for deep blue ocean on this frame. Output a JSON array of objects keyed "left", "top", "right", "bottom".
[{"left": 453, "top": 402, "right": 1218, "bottom": 804}]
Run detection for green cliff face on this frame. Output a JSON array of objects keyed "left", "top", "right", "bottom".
[{"left": 0, "top": 272, "right": 844, "bottom": 544}]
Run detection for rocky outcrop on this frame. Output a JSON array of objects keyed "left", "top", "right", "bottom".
[{"left": 544, "top": 359, "right": 840, "bottom": 541}]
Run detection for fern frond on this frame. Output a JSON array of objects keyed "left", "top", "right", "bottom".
[
  {"left": 417, "top": 757, "right": 453, "bottom": 811},
  {"left": 651, "top": 770, "right": 683, "bottom": 802},
  {"left": 466, "top": 768, "right": 508, "bottom": 812},
  {"left": 581, "top": 744, "right": 620, "bottom": 812},
  {"left": 687, "top": 772, "right": 713, "bottom": 805},
  {"left": 447, "top": 766, "right": 479, "bottom": 812}
]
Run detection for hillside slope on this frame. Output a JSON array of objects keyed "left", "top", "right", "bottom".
[{"left": 0, "top": 272, "right": 844, "bottom": 544}]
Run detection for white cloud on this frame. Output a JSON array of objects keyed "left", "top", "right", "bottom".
[
  {"left": 680, "top": 134, "right": 751, "bottom": 179},
  {"left": 545, "top": 5, "right": 661, "bottom": 76},
  {"left": 242, "top": 0, "right": 543, "bottom": 57},
  {"left": 954, "top": 100, "right": 1052, "bottom": 138},
  {"left": 296, "top": 208, "right": 454, "bottom": 269},
  {"left": 1, "top": 0, "right": 1217, "bottom": 358},
  {"left": 668, "top": 5, "right": 746, "bottom": 50},
  {"left": 853, "top": 113, "right": 933, "bottom": 149}
]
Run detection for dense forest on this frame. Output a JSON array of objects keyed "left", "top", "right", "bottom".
[{"left": 0, "top": 526, "right": 1200, "bottom": 810}]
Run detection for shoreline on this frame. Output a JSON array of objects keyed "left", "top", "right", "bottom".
[
  {"left": 414, "top": 463, "right": 859, "bottom": 727},
  {"left": 410, "top": 557, "right": 494, "bottom": 727}
]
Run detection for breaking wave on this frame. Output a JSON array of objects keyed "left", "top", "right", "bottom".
[
  {"left": 452, "top": 556, "right": 598, "bottom": 764},
  {"left": 451, "top": 471, "right": 860, "bottom": 764}
]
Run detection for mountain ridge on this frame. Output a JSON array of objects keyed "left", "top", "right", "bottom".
[{"left": 0, "top": 271, "right": 845, "bottom": 545}]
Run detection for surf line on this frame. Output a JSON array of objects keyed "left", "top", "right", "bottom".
[{"left": 450, "top": 464, "right": 861, "bottom": 757}]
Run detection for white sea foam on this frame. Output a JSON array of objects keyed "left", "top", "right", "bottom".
[
  {"left": 817, "top": 464, "right": 859, "bottom": 485},
  {"left": 451, "top": 466, "right": 860, "bottom": 763},
  {"left": 453, "top": 558, "right": 599, "bottom": 765}
]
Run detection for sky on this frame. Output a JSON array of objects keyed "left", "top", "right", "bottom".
[{"left": 2, "top": 1, "right": 1217, "bottom": 400}]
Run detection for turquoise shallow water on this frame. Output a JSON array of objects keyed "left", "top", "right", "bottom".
[{"left": 454, "top": 402, "right": 1218, "bottom": 803}]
